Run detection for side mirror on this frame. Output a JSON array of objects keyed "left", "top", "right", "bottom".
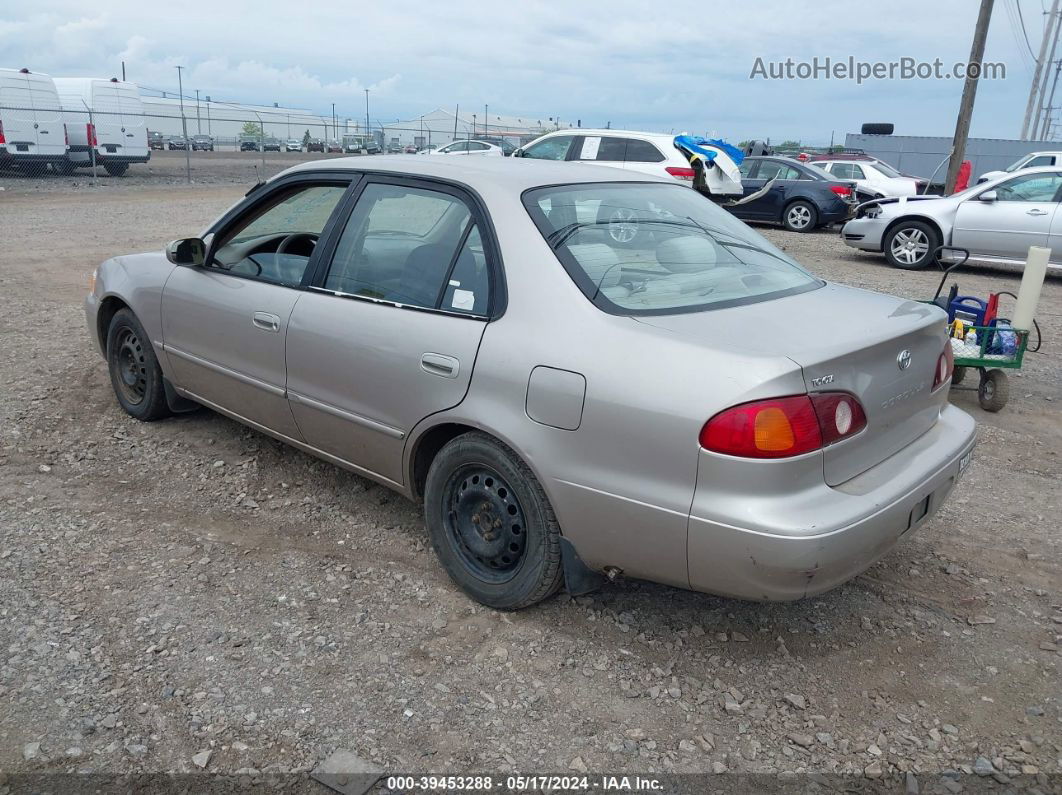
[
  {"left": 165, "top": 237, "right": 206, "bottom": 265},
  {"left": 512, "top": 148, "right": 523, "bottom": 158},
  {"left": 978, "top": 190, "right": 997, "bottom": 202}
]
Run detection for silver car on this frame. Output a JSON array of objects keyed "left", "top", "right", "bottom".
[
  {"left": 86, "top": 156, "right": 976, "bottom": 609},
  {"left": 842, "top": 166, "right": 1062, "bottom": 271}
]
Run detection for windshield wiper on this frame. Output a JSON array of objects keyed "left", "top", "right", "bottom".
[{"left": 546, "top": 220, "right": 613, "bottom": 249}]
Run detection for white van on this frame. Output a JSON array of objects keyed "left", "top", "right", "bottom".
[
  {"left": 53, "top": 77, "right": 149, "bottom": 176},
  {"left": 0, "top": 67, "right": 68, "bottom": 172}
]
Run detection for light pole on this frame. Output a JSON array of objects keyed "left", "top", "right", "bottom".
[
  {"left": 331, "top": 103, "right": 336, "bottom": 143},
  {"left": 175, "top": 66, "right": 191, "bottom": 183},
  {"left": 195, "top": 89, "right": 201, "bottom": 133},
  {"left": 364, "top": 89, "right": 371, "bottom": 143}
]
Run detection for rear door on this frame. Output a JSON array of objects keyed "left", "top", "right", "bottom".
[
  {"left": 0, "top": 72, "right": 40, "bottom": 149},
  {"left": 285, "top": 177, "right": 495, "bottom": 486},
  {"left": 92, "top": 80, "right": 125, "bottom": 152},
  {"left": 952, "top": 171, "right": 1062, "bottom": 258},
  {"left": 161, "top": 176, "right": 353, "bottom": 438}
]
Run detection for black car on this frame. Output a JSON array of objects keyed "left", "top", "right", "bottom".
[
  {"left": 191, "top": 135, "right": 214, "bottom": 151},
  {"left": 148, "top": 131, "right": 166, "bottom": 151},
  {"left": 262, "top": 138, "right": 282, "bottom": 152},
  {"left": 306, "top": 138, "right": 325, "bottom": 153},
  {"left": 167, "top": 137, "right": 188, "bottom": 151},
  {"left": 239, "top": 139, "right": 260, "bottom": 152},
  {"left": 725, "top": 156, "right": 856, "bottom": 232}
]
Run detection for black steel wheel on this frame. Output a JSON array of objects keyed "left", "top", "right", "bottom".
[
  {"left": 444, "top": 464, "right": 527, "bottom": 583},
  {"left": 425, "top": 432, "right": 563, "bottom": 609},
  {"left": 106, "top": 308, "right": 170, "bottom": 421},
  {"left": 978, "top": 369, "right": 1009, "bottom": 412}
]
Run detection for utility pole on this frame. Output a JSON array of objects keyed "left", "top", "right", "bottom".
[
  {"left": 1039, "top": 58, "right": 1062, "bottom": 138},
  {"left": 121, "top": 61, "right": 126, "bottom": 81},
  {"left": 1022, "top": 0, "right": 1059, "bottom": 138},
  {"left": 175, "top": 65, "right": 191, "bottom": 183},
  {"left": 484, "top": 103, "right": 488, "bottom": 137},
  {"left": 195, "top": 89, "right": 201, "bottom": 134},
  {"left": 1032, "top": 3, "right": 1062, "bottom": 139},
  {"left": 946, "top": 0, "right": 994, "bottom": 194}
]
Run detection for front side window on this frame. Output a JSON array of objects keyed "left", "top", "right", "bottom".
[
  {"left": 849, "top": 164, "right": 866, "bottom": 179},
  {"left": 523, "top": 182, "right": 821, "bottom": 315},
  {"left": 209, "top": 184, "right": 348, "bottom": 286},
  {"left": 467, "top": 142, "right": 490, "bottom": 151},
  {"left": 831, "top": 163, "right": 855, "bottom": 179},
  {"left": 992, "top": 172, "right": 1062, "bottom": 202},
  {"left": 756, "top": 161, "right": 800, "bottom": 181},
  {"left": 738, "top": 160, "right": 757, "bottom": 178},
  {"left": 323, "top": 183, "right": 489, "bottom": 313},
  {"left": 522, "top": 136, "right": 573, "bottom": 160}
]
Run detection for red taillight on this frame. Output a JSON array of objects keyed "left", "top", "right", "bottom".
[
  {"left": 699, "top": 392, "right": 867, "bottom": 459},
  {"left": 829, "top": 184, "right": 851, "bottom": 197},
  {"left": 0, "top": 120, "right": 5, "bottom": 145},
  {"left": 87, "top": 123, "right": 97, "bottom": 148},
  {"left": 933, "top": 341, "right": 954, "bottom": 390},
  {"left": 665, "top": 166, "right": 696, "bottom": 181}
]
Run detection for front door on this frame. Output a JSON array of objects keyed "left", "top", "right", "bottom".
[
  {"left": 161, "top": 179, "right": 351, "bottom": 438},
  {"left": 285, "top": 178, "right": 495, "bottom": 486},
  {"left": 952, "top": 171, "right": 1062, "bottom": 259}
]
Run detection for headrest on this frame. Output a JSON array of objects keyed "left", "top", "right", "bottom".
[{"left": 655, "top": 235, "right": 717, "bottom": 273}]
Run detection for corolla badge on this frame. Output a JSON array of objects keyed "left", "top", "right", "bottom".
[{"left": 897, "top": 349, "right": 912, "bottom": 370}]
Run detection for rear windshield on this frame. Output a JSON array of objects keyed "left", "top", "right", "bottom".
[{"left": 523, "top": 182, "right": 822, "bottom": 315}]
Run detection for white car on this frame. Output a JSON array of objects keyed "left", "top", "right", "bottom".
[
  {"left": 513, "top": 128, "right": 697, "bottom": 183},
  {"left": 285, "top": 139, "right": 302, "bottom": 152},
  {"left": 814, "top": 159, "right": 923, "bottom": 201},
  {"left": 841, "top": 165, "right": 1062, "bottom": 271},
  {"left": 977, "top": 150, "right": 1062, "bottom": 184},
  {"left": 431, "top": 140, "right": 505, "bottom": 156}
]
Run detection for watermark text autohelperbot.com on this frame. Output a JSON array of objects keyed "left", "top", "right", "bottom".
[{"left": 750, "top": 56, "right": 1006, "bottom": 84}]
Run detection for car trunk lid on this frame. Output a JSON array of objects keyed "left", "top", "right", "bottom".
[{"left": 636, "top": 283, "right": 949, "bottom": 485}]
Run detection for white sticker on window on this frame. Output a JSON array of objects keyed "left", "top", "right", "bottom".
[
  {"left": 580, "top": 136, "right": 601, "bottom": 160},
  {"left": 452, "top": 289, "right": 475, "bottom": 311}
]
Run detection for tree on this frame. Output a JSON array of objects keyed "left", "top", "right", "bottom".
[
  {"left": 737, "top": 139, "right": 753, "bottom": 149},
  {"left": 241, "top": 121, "right": 263, "bottom": 138},
  {"left": 302, "top": 129, "right": 311, "bottom": 147},
  {"left": 775, "top": 140, "right": 802, "bottom": 151}
]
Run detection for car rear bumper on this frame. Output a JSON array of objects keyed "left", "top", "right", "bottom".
[
  {"left": 840, "top": 217, "right": 887, "bottom": 251},
  {"left": 687, "top": 403, "right": 976, "bottom": 600}
]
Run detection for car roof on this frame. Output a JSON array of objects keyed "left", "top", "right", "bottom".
[
  {"left": 537, "top": 128, "right": 676, "bottom": 142},
  {"left": 281, "top": 154, "right": 669, "bottom": 190}
]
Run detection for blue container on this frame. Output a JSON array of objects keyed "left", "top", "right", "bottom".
[{"left": 949, "top": 296, "right": 988, "bottom": 326}]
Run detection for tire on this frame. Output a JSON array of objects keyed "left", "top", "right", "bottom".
[
  {"left": 106, "top": 309, "right": 171, "bottom": 422},
  {"left": 596, "top": 204, "right": 645, "bottom": 247},
  {"left": 782, "top": 200, "right": 818, "bottom": 232},
  {"left": 861, "top": 123, "right": 895, "bottom": 135},
  {"left": 424, "top": 432, "right": 563, "bottom": 609},
  {"left": 884, "top": 220, "right": 939, "bottom": 270},
  {"left": 104, "top": 162, "right": 128, "bottom": 177},
  {"left": 952, "top": 365, "right": 967, "bottom": 385},
  {"left": 978, "top": 369, "right": 1009, "bottom": 412}
]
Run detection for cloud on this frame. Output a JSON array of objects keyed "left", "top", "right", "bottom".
[{"left": 0, "top": 0, "right": 1036, "bottom": 142}]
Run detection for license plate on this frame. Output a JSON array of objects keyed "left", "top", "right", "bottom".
[{"left": 957, "top": 450, "right": 972, "bottom": 477}]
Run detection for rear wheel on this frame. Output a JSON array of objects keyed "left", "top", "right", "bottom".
[
  {"left": 424, "top": 432, "right": 563, "bottom": 609},
  {"left": 104, "top": 162, "right": 128, "bottom": 177},
  {"left": 597, "top": 204, "right": 645, "bottom": 247},
  {"left": 952, "top": 365, "right": 967, "bottom": 385},
  {"left": 978, "top": 369, "right": 1009, "bottom": 412},
  {"left": 884, "top": 220, "right": 938, "bottom": 270},
  {"left": 106, "top": 309, "right": 170, "bottom": 421},
  {"left": 782, "top": 200, "right": 817, "bottom": 232}
]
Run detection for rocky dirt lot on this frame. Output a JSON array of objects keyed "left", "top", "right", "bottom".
[{"left": 0, "top": 171, "right": 1060, "bottom": 793}]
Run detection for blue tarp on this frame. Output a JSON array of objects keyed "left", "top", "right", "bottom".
[{"left": 674, "top": 135, "right": 744, "bottom": 165}]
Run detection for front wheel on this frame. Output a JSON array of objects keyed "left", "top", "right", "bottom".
[
  {"left": 782, "top": 200, "right": 818, "bottom": 232},
  {"left": 106, "top": 309, "right": 171, "bottom": 421},
  {"left": 424, "top": 433, "right": 563, "bottom": 609},
  {"left": 884, "top": 220, "right": 938, "bottom": 270}
]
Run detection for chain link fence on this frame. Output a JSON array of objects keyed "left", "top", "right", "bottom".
[{"left": 0, "top": 101, "right": 564, "bottom": 185}]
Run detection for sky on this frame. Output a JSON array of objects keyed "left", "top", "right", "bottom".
[{"left": 0, "top": 0, "right": 1051, "bottom": 144}]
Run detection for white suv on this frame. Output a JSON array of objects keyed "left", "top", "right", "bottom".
[{"left": 514, "top": 129, "right": 698, "bottom": 183}]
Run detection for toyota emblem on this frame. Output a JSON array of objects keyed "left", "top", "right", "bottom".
[{"left": 897, "top": 349, "right": 912, "bottom": 370}]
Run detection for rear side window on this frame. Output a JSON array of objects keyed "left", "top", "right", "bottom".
[
  {"left": 323, "top": 183, "right": 489, "bottom": 314},
  {"left": 623, "top": 139, "right": 665, "bottom": 162},
  {"left": 579, "top": 136, "right": 665, "bottom": 163},
  {"left": 756, "top": 161, "right": 801, "bottom": 181},
  {"left": 1026, "top": 155, "right": 1055, "bottom": 167}
]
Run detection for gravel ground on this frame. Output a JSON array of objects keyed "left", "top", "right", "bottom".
[{"left": 0, "top": 172, "right": 1060, "bottom": 792}]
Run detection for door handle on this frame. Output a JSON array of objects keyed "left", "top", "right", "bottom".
[
  {"left": 252, "top": 311, "right": 281, "bottom": 332},
  {"left": 421, "top": 353, "right": 460, "bottom": 378},
  {"left": 1027, "top": 209, "right": 1049, "bottom": 216}
]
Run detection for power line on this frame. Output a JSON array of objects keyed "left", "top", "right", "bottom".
[{"left": 1016, "top": 0, "right": 1038, "bottom": 57}]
